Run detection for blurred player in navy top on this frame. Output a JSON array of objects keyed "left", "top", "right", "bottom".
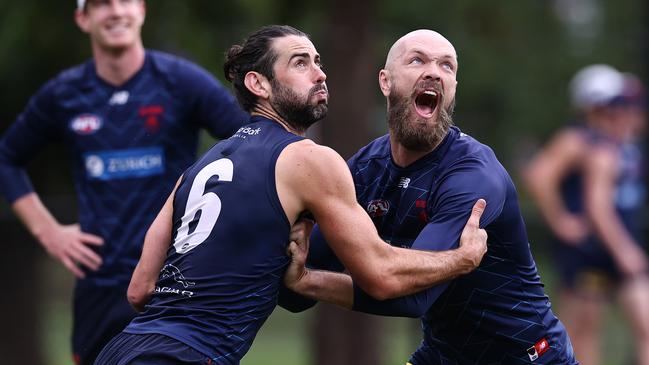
[
  {"left": 0, "top": 0, "right": 248, "bottom": 364},
  {"left": 281, "top": 30, "right": 578, "bottom": 364},
  {"left": 525, "top": 65, "right": 649, "bottom": 365},
  {"left": 95, "top": 25, "right": 489, "bottom": 365}
]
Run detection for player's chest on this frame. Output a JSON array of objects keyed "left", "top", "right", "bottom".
[
  {"left": 60, "top": 89, "right": 187, "bottom": 149},
  {"left": 355, "top": 169, "right": 438, "bottom": 245}
]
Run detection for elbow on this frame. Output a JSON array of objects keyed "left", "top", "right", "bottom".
[
  {"left": 358, "top": 275, "right": 403, "bottom": 301},
  {"left": 127, "top": 280, "right": 152, "bottom": 313}
]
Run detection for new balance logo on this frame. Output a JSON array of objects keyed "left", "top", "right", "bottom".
[
  {"left": 398, "top": 177, "right": 410, "bottom": 188},
  {"left": 108, "top": 91, "right": 129, "bottom": 105}
]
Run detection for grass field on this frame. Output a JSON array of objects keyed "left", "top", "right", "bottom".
[{"left": 42, "top": 250, "right": 635, "bottom": 365}]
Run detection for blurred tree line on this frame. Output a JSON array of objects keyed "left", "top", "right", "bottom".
[{"left": 0, "top": 0, "right": 646, "bottom": 364}]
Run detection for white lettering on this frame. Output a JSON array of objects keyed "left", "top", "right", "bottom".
[{"left": 107, "top": 155, "right": 162, "bottom": 172}]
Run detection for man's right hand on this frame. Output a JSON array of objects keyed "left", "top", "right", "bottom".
[
  {"left": 38, "top": 223, "right": 104, "bottom": 278},
  {"left": 457, "top": 199, "right": 488, "bottom": 274}
]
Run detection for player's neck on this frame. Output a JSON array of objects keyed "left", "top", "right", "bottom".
[
  {"left": 389, "top": 141, "right": 433, "bottom": 167},
  {"left": 250, "top": 103, "right": 307, "bottom": 136},
  {"left": 92, "top": 41, "right": 145, "bottom": 87}
]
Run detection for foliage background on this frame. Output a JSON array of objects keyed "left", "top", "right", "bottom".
[{"left": 0, "top": 0, "right": 646, "bottom": 364}]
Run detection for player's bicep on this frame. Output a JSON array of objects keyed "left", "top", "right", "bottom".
[{"left": 412, "top": 160, "right": 505, "bottom": 251}]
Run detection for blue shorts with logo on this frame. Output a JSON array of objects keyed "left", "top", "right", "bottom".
[{"left": 94, "top": 332, "right": 213, "bottom": 365}]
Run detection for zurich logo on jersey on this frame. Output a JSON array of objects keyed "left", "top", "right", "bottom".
[
  {"left": 83, "top": 147, "right": 165, "bottom": 180},
  {"left": 367, "top": 199, "right": 390, "bottom": 218},
  {"left": 70, "top": 114, "right": 103, "bottom": 135}
]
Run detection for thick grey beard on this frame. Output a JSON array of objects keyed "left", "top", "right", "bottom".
[
  {"left": 387, "top": 91, "right": 455, "bottom": 151},
  {"left": 270, "top": 79, "right": 328, "bottom": 133}
]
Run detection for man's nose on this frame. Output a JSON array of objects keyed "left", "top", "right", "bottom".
[
  {"left": 422, "top": 64, "right": 442, "bottom": 81},
  {"left": 313, "top": 64, "right": 326, "bottom": 83}
]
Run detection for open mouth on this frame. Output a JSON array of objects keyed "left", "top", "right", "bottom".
[{"left": 414, "top": 90, "right": 439, "bottom": 118}]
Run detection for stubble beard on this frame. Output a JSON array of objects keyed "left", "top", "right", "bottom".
[
  {"left": 387, "top": 88, "right": 455, "bottom": 152},
  {"left": 270, "top": 79, "right": 328, "bottom": 133}
]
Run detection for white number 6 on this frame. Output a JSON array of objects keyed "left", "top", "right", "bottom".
[{"left": 173, "top": 158, "right": 234, "bottom": 254}]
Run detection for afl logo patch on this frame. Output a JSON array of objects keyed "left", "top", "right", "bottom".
[
  {"left": 367, "top": 199, "right": 390, "bottom": 218},
  {"left": 70, "top": 114, "right": 102, "bottom": 135}
]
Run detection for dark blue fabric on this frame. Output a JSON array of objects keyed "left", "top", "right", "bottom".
[{"left": 95, "top": 333, "right": 212, "bottom": 365}]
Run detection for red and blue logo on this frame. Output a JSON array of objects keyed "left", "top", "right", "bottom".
[
  {"left": 367, "top": 199, "right": 390, "bottom": 218},
  {"left": 70, "top": 114, "right": 102, "bottom": 135}
]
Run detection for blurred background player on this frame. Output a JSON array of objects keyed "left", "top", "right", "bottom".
[
  {"left": 524, "top": 64, "right": 649, "bottom": 365},
  {"left": 0, "top": 0, "right": 248, "bottom": 364}
]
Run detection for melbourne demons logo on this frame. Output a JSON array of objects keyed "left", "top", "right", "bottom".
[
  {"left": 367, "top": 199, "right": 390, "bottom": 218},
  {"left": 139, "top": 105, "right": 164, "bottom": 133},
  {"left": 70, "top": 114, "right": 102, "bottom": 135}
]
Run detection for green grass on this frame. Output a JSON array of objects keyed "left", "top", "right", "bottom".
[{"left": 43, "top": 252, "right": 636, "bottom": 365}]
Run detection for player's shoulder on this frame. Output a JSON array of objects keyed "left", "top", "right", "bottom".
[
  {"left": 281, "top": 140, "right": 349, "bottom": 179},
  {"left": 44, "top": 60, "right": 91, "bottom": 90},
  {"left": 348, "top": 134, "right": 391, "bottom": 168},
  {"left": 31, "top": 59, "right": 93, "bottom": 104},
  {"left": 446, "top": 126, "right": 500, "bottom": 168}
]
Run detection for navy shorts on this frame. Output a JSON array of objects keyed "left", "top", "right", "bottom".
[
  {"left": 552, "top": 237, "right": 621, "bottom": 295},
  {"left": 72, "top": 280, "right": 137, "bottom": 365},
  {"left": 95, "top": 332, "right": 213, "bottom": 365}
]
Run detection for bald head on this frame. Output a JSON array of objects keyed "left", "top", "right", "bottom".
[{"left": 384, "top": 30, "right": 456, "bottom": 70}]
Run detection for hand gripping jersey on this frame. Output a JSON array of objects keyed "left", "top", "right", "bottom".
[
  {"left": 125, "top": 117, "right": 303, "bottom": 364},
  {"left": 0, "top": 50, "right": 248, "bottom": 284},
  {"left": 282, "top": 126, "right": 577, "bottom": 364}
]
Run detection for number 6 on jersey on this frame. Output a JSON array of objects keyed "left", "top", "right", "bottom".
[{"left": 173, "top": 158, "right": 234, "bottom": 254}]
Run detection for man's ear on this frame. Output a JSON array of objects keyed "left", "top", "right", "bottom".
[
  {"left": 244, "top": 71, "right": 272, "bottom": 99},
  {"left": 378, "top": 69, "right": 391, "bottom": 97},
  {"left": 74, "top": 9, "right": 90, "bottom": 33}
]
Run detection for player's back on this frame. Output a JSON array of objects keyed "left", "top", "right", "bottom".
[{"left": 125, "top": 116, "right": 302, "bottom": 364}]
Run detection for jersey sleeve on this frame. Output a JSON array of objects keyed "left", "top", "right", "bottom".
[
  {"left": 351, "top": 157, "right": 507, "bottom": 317},
  {"left": 177, "top": 61, "right": 249, "bottom": 138},
  {"left": 0, "top": 82, "right": 60, "bottom": 203},
  {"left": 277, "top": 224, "right": 345, "bottom": 312}
]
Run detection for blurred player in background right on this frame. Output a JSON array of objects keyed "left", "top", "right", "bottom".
[{"left": 525, "top": 64, "right": 649, "bottom": 365}]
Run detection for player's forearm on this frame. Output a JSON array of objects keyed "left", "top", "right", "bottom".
[
  {"left": 378, "top": 246, "right": 472, "bottom": 298},
  {"left": 12, "top": 193, "right": 60, "bottom": 241},
  {"left": 289, "top": 269, "right": 353, "bottom": 309}
]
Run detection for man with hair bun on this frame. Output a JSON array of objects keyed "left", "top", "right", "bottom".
[
  {"left": 94, "top": 24, "right": 488, "bottom": 365},
  {"left": 0, "top": 1, "right": 248, "bottom": 364}
]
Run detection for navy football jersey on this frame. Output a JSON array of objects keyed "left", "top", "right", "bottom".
[
  {"left": 0, "top": 50, "right": 248, "bottom": 284},
  {"left": 125, "top": 117, "right": 303, "bottom": 364},
  {"left": 286, "top": 126, "right": 576, "bottom": 364}
]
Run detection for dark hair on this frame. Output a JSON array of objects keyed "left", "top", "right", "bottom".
[{"left": 224, "top": 25, "right": 308, "bottom": 112}]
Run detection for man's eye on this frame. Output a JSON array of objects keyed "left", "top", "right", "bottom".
[
  {"left": 442, "top": 62, "right": 454, "bottom": 71},
  {"left": 409, "top": 57, "right": 423, "bottom": 65}
]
